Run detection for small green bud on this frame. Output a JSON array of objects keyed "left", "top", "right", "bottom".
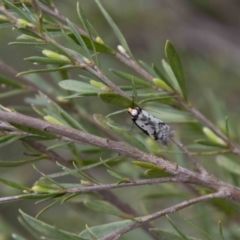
[
  {"left": 95, "top": 36, "right": 104, "bottom": 44},
  {"left": 83, "top": 57, "right": 94, "bottom": 66},
  {"left": 90, "top": 80, "right": 109, "bottom": 91},
  {"left": 56, "top": 96, "right": 70, "bottom": 103},
  {"left": 17, "top": 18, "right": 35, "bottom": 28},
  {"left": 81, "top": 180, "right": 94, "bottom": 186},
  {"left": 153, "top": 78, "right": 171, "bottom": 90},
  {"left": 203, "top": 127, "right": 226, "bottom": 146},
  {"left": 42, "top": 50, "right": 71, "bottom": 63},
  {"left": 0, "top": 15, "right": 9, "bottom": 23},
  {"left": 31, "top": 185, "right": 57, "bottom": 193},
  {"left": 44, "top": 115, "right": 65, "bottom": 126},
  {"left": 117, "top": 45, "right": 126, "bottom": 54}
]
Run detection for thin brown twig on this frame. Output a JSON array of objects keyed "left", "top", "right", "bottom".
[
  {"left": 170, "top": 137, "right": 208, "bottom": 175},
  {"left": 65, "top": 177, "right": 177, "bottom": 194},
  {"left": 100, "top": 191, "right": 228, "bottom": 240}
]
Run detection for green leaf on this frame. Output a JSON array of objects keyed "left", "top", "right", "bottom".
[
  {"left": 0, "top": 177, "right": 30, "bottom": 191},
  {"left": 162, "top": 59, "right": 182, "bottom": 94},
  {"left": 99, "top": 92, "right": 136, "bottom": 108},
  {"left": 0, "top": 134, "right": 20, "bottom": 148},
  {"left": 110, "top": 69, "right": 152, "bottom": 87},
  {"left": 84, "top": 200, "right": 132, "bottom": 219},
  {"left": 0, "top": 155, "right": 45, "bottom": 167},
  {"left": 36, "top": 199, "right": 59, "bottom": 218},
  {"left": 225, "top": 116, "right": 230, "bottom": 140},
  {"left": 138, "top": 96, "right": 175, "bottom": 105},
  {"left": 95, "top": 0, "right": 132, "bottom": 57},
  {"left": 0, "top": 89, "right": 29, "bottom": 99},
  {"left": 139, "top": 60, "right": 157, "bottom": 77},
  {"left": 216, "top": 155, "right": 240, "bottom": 176},
  {"left": 24, "top": 56, "right": 70, "bottom": 65},
  {"left": 36, "top": 92, "right": 86, "bottom": 131},
  {"left": 144, "top": 104, "right": 193, "bottom": 123},
  {"left": 67, "top": 33, "right": 114, "bottom": 54},
  {"left": 57, "top": 162, "right": 99, "bottom": 184},
  {"left": 195, "top": 140, "right": 226, "bottom": 148},
  {"left": 9, "top": 41, "right": 46, "bottom": 46},
  {"left": 3, "top": 0, "right": 32, "bottom": 22},
  {"left": 18, "top": 28, "right": 42, "bottom": 40},
  {"left": 165, "top": 40, "right": 187, "bottom": 101},
  {"left": 166, "top": 215, "right": 189, "bottom": 240},
  {"left": 17, "top": 65, "right": 78, "bottom": 76},
  {"left": 218, "top": 221, "right": 225, "bottom": 240},
  {"left": 180, "top": 214, "right": 213, "bottom": 240},
  {"left": 0, "top": 74, "right": 24, "bottom": 88},
  {"left": 20, "top": 210, "right": 84, "bottom": 240},
  {"left": 107, "top": 169, "right": 127, "bottom": 180},
  {"left": 150, "top": 228, "right": 201, "bottom": 240},
  {"left": 67, "top": 19, "right": 92, "bottom": 61},
  {"left": 76, "top": 2, "right": 100, "bottom": 67},
  {"left": 152, "top": 64, "right": 173, "bottom": 89},
  {"left": 79, "top": 219, "right": 136, "bottom": 239},
  {"left": 59, "top": 80, "right": 103, "bottom": 94}
]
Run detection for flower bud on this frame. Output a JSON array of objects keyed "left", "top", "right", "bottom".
[
  {"left": 17, "top": 18, "right": 35, "bottom": 28},
  {"left": 203, "top": 127, "right": 226, "bottom": 146},
  {"left": 152, "top": 78, "right": 171, "bottom": 90},
  {"left": 42, "top": 50, "right": 71, "bottom": 63},
  {"left": 95, "top": 36, "right": 104, "bottom": 44}
]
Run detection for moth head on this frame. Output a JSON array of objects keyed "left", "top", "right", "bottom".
[{"left": 128, "top": 107, "right": 141, "bottom": 118}]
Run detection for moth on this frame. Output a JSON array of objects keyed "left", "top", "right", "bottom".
[{"left": 128, "top": 107, "right": 174, "bottom": 145}]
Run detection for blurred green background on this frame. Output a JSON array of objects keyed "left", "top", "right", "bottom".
[{"left": 0, "top": 0, "right": 240, "bottom": 239}]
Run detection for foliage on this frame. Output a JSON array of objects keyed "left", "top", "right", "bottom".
[{"left": 0, "top": 1, "right": 239, "bottom": 240}]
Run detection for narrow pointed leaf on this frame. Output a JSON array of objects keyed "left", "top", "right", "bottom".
[
  {"left": 166, "top": 215, "right": 188, "bottom": 240},
  {"left": 84, "top": 200, "right": 132, "bottom": 219},
  {"left": 79, "top": 219, "right": 136, "bottom": 239},
  {"left": 162, "top": 59, "right": 182, "bottom": 93},
  {"left": 99, "top": 92, "right": 136, "bottom": 108},
  {"left": 20, "top": 210, "right": 84, "bottom": 240},
  {"left": 152, "top": 64, "right": 173, "bottom": 89},
  {"left": 67, "top": 19, "right": 92, "bottom": 60},
  {"left": 0, "top": 134, "right": 20, "bottom": 148},
  {"left": 95, "top": 0, "right": 132, "bottom": 57},
  {"left": 107, "top": 169, "right": 126, "bottom": 180},
  {"left": 165, "top": 40, "right": 187, "bottom": 101},
  {"left": 110, "top": 69, "right": 151, "bottom": 87},
  {"left": 3, "top": 0, "right": 32, "bottom": 21},
  {"left": 0, "top": 155, "right": 45, "bottom": 167},
  {"left": 0, "top": 177, "right": 30, "bottom": 191},
  {"left": 139, "top": 60, "right": 157, "bottom": 77},
  {"left": 0, "top": 89, "right": 29, "bottom": 99},
  {"left": 0, "top": 75, "right": 24, "bottom": 88},
  {"left": 59, "top": 80, "right": 102, "bottom": 94},
  {"left": 17, "top": 65, "right": 78, "bottom": 76},
  {"left": 216, "top": 155, "right": 240, "bottom": 176},
  {"left": 24, "top": 56, "right": 70, "bottom": 65}
]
